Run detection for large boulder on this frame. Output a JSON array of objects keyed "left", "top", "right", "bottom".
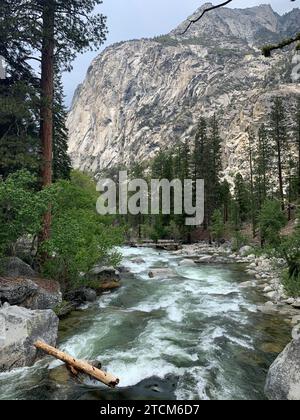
[
  {"left": 239, "top": 246, "right": 253, "bottom": 257},
  {"left": 0, "top": 277, "right": 38, "bottom": 306},
  {"left": 24, "top": 278, "right": 62, "bottom": 310},
  {"left": 89, "top": 266, "right": 121, "bottom": 281},
  {"left": 86, "top": 266, "right": 121, "bottom": 294},
  {"left": 0, "top": 277, "right": 62, "bottom": 310},
  {"left": 265, "top": 335, "right": 300, "bottom": 400},
  {"left": 178, "top": 259, "right": 197, "bottom": 267},
  {"left": 0, "top": 257, "right": 36, "bottom": 278},
  {"left": 64, "top": 287, "right": 97, "bottom": 306},
  {"left": 0, "top": 304, "right": 59, "bottom": 372}
]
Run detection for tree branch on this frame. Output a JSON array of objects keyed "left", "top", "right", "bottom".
[
  {"left": 262, "top": 33, "right": 300, "bottom": 57},
  {"left": 181, "top": 0, "right": 233, "bottom": 35}
]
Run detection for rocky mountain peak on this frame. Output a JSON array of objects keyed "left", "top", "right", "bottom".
[
  {"left": 67, "top": 5, "right": 300, "bottom": 176},
  {"left": 171, "top": 3, "right": 280, "bottom": 43}
]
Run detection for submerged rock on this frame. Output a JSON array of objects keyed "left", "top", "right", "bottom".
[
  {"left": 265, "top": 337, "right": 300, "bottom": 400},
  {"left": 178, "top": 259, "right": 197, "bottom": 267},
  {"left": 0, "top": 304, "right": 58, "bottom": 372},
  {"left": 131, "top": 258, "right": 146, "bottom": 264},
  {"left": 148, "top": 268, "right": 177, "bottom": 279}
]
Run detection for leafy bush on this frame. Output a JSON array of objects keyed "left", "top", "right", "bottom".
[
  {"left": 274, "top": 233, "right": 300, "bottom": 297},
  {"left": 41, "top": 171, "right": 124, "bottom": 288},
  {"left": 282, "top": 269, "right": 300, "bottom": 298},
  {"left": 0, "top": 170, "right": 50, "bottom": 256}
]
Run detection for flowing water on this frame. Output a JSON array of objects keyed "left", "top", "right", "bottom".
[{"left": 0, "top": 247, "right": 291, "bottom": 400}]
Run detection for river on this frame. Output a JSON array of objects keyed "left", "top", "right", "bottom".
[{"left": 0, "top": 247, "right": 291, "bottom": 400}]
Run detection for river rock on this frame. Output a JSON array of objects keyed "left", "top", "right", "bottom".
[
  {"left": 0, "top": 277, "right": 38, "bottom": 306},
  {"left": 131, "top": 258, "right": 146, "bottom": 264},
  {"left": 64, "top": 287, "right": 97, "bottom": 306},
  {"left": 0, "top": 277, "right": 62, "bottom": 310},
  {"left": 0, "top": 304, "right": 58, "bottom": 372},
  {"left": 286, "top": 298, "right": 296, "bottom": 305},
  {"left": 239, "top": 246, "right": 253, "bottom": 257},
  {"left": 196, "top": 256, "right": 214, "bottom": 264},
  {"left": 265, "top": 337, "right": 300, "bottom": 400},
  {"left": 239, "top": 281, "right": 255, "bottom": 288},
  {"left": 257, "top": 302, "right": 278, "bottom": 315},
  {"left": 148, "top": 269, "right": 177, "bottom": 279},
  {"left": 24, "top": 278, "right": 62, "bottom": 310},
  {"left": 0, "top": 257, "right": 36, "bottom": 278},
  {"left": 86, "top": 266, "right": 121, "bottom": 294},
  {"left": 291, "top": 315, "right": 300, "bottom": 326},
  {"left": 178, "top": 259, "right": 197, "bottom": 267},
  {"left": 292, "top": 299, "right": 300, "bottom": 309},
  {"left": 88, "top": 266, "right": 120, "bottom": 281},
  {"left": 265, "top": 291, "right": 278, "bottom": 301}
]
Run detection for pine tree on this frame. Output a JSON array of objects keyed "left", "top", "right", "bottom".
[
  {"left": 233, "top": 173, "right": 250, "bottom": 226},
  {"left": 219, "top": 180, "right": 231, "bottom": 224},
  {"left": 254, "top": 124, "right": 272, "bottom": 208},
  {"left": 1, "top": 1, "right": 107, "bottom": 242},
  {"left": 193, "top": 118, "right": 207, "bottom": 182},
  {"left": 53, "top": 76, "right": 72, "bottom": 181},
  {"left": 0, "top": 80, "right": 40, "bottom": 179},
  {"left": 269, "top": 97, "right": 288, "bottom": 211},
  {"left": 248, "top": 128, "right": 256, "bottom": 237},
  {"left": 192, "top": 116, "right": 223, "bottom": 229}
]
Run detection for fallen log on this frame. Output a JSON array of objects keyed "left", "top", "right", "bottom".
[{"left": 34, "top": 340, "right": 119, "bottom": 388}]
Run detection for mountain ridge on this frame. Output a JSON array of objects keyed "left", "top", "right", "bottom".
[{"left": 67, "top": 4, "right": 300, "bottom": 178}]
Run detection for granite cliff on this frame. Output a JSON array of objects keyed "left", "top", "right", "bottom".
[{"left": 67, "top": 4, "right": 300, "bottom": 180}]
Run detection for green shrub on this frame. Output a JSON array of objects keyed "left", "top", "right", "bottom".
[
  {"left": 41, "top": 172, "right": 124, "bottom": 288},
  {"left": 0, "top": 170, "right": 51, "bottom": 256},
  {"left": 282, "top": 270, "right": 300, "bottom": 297}
]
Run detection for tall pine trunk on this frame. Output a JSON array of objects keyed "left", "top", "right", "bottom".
[{"left": 40, "top": 1, "right": 55, "bottom": 243}]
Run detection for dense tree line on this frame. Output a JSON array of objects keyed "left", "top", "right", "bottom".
[{"left": 124, "top": 97, "right": 300, "bottom": 247}]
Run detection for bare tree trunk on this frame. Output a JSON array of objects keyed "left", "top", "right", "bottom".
[
  {"left": 35, "top": 340, "right": 120, "bottom": 388},
  {"left": 40, "top": 1, "right": 55, "bottom": 243}
]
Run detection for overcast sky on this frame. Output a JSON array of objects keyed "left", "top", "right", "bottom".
[{"left": 63, "top": 0, "right": 299, "bottom": 106}]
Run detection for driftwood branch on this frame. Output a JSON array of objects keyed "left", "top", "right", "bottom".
[
  {"left": 34, "top": 340, "right": 119, "bottom": 388},
  {"left": 181, "top": 0, "right": 233, "bottom": 35}
]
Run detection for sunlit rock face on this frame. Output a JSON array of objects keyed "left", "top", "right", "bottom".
[{"left": 67, "top": 4, "right": 300, "bottom": 179}]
